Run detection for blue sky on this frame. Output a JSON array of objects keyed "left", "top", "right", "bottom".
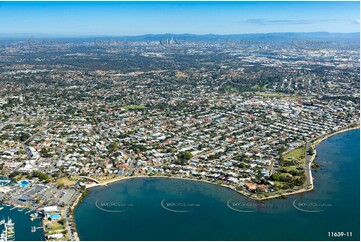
[{"left": 0, "top": 1, "right": 359, "bottom": 35}]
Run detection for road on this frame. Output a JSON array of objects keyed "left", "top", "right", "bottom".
[
  {"left": 23, "top": 122, "right": 55, "bottom": 144},
  {"left": 63, "top": 190, "right": 81, "bottom": 241},
  {"left": 304, "top": 142, "right": 313, "bottom": 187},
  {"left": 21, "top": 142, "right": 33, "bottom": 160}
]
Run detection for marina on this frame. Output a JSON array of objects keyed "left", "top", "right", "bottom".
[
  {"left": 0, "top": 205, "right": 44, "bottom": 241},
  {"left": 0, "top": 218, "right": 15, "bottom": 241}
]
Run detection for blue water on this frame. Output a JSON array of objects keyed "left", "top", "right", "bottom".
[
  {"left": 0, "top": 206, "right": 44, "bottom": 241},
  {"left": 75, "top": 129, "right": 360, "bottom": 241}
]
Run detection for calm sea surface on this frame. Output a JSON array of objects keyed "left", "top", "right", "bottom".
[
  {"left": 75, "top": 129, "right": 360, "bottom": 241},
  {"left": 0, "top": 205, "right": 44, "bottom": 241}
]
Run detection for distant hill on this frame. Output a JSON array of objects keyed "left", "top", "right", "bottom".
[
  {"left": 118, "top": 32, "right": 360, "bottom": 42},
  {"left": 0, "top": 32, "right": 359, "bottom": 43}
]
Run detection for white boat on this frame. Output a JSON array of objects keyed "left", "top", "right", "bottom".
[
  {"left": 0, "top": 208, "right": 3, "bottom": 211},
  {"left": 1, "top": 218, "right": 15, "bottom": 241},
  {"left": 0, "top": 231, "right": 6, "bottom": 241}
]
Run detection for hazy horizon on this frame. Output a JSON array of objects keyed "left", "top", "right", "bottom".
[
  {"left": 0, "top": 31, "right": 360, "bottom": 39},
  {"left": 0, "top": 1, "right": 359, "bottom": 35}
]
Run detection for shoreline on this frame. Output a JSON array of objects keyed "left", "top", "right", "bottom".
[
  {"left": 89, "top": 175, "right": 311, "bottom": 201},
  {"left": 7, "top": 125, "right": 358, "bottom": 240},
  {"left": 312, "top": 125, "right": 359, "bottom": 146},
  {"left": 71, "top": 125, "right": 359, "bottom": 240},
  {"left": 67, "top": 192, "right": 82, "bottom": 241},
  {"left": 85, "top": 123, "right": 360, "bottom": 201}
]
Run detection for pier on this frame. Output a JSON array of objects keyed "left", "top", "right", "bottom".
[{"left": 31, "top": 226, "right": 43, "bottom": 233}]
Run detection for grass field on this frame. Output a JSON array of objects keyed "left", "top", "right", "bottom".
[
  {"left": 280, "top": 167, "right": 299, "bottom": 172},
  {"left": 243, "top": 91, "right": 313, "bottom": 100},
  {"left": 175, "top": 71, "right": 188, "bottom": 78},
  {"left": 284, "top": 145, "right": 305, "bottom": 160},
  {"left": 55, "top": 177, "right": 79, "bottom": 186},
  {"left": 44, "top": 219, "right": 67, "bottom": 240},
  {"left": 284, "top": 145, "right": 306, "bottom": 165},
  {"left": 269, "top": 145, "right": 308, "bottom": 191},
  {"left": 243, "top": 91, "right": 281, "bottom": 97},
  {"left": 255, "top": 92, "right": 281, "bottom": 97},
  {"left": 251, "top": 84, "right": 261, "bottom": 90},
  {"left": 224, "top": 85, "right": 239, "bottom": 93},
  {"left": 121, "top": 105, "right": 146, "bottom": 111},
  {"left": 327, "top": 83, "right": 339, "bottom": 87},
  {"left": 47, "top": 222, "right": 65, "bottom": 231}
]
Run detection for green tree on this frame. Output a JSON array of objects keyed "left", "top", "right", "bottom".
[
  {"left": 175, "top": 151, "right": 193, "bottom": 165},
  {"left": 32, "top": 171, "right": 50, "bottom": 181},
  {"left": 108, "top": 142, "right": 119, "bottom": 152},
  {"left": 270, "top": 173, "right": 281, "bottom": 181}
]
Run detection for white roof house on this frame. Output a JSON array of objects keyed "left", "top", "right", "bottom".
[{"left": 42, "top": 206, "right": 58, "bottom": 213}]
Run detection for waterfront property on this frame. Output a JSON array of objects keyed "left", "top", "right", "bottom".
[
  {"left": 0, "top": 28, "right": 358, "bottom": 241},
  {"left": 74, "top": 129, "right": 360, "bottom": 241}
]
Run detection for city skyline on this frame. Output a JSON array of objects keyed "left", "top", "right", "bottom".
[{"left": 0, "top": 1, "right": 359, "bottom": 241}]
